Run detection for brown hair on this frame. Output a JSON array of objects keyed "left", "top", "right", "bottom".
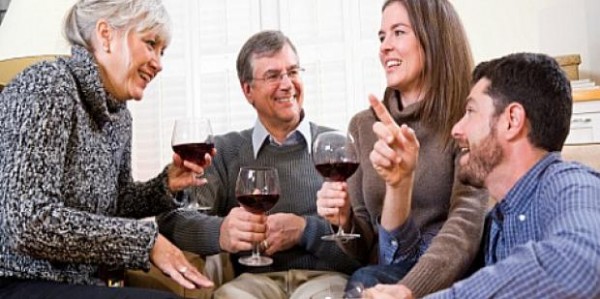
[
  {"left": 383, "top": 0, "right": 473, "bottom": 146},
  {"left": 473, "top": 53, "right": 572, "bottom": 152},
  {"left": 236, "top": 30, "right": 298, "bottom": 84}
]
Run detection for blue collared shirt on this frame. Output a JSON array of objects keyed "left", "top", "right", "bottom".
[
  {"left": 426, "top": 153, "right": 600, "bottom": 298},
  {"left": 251, "top": 117, "right": 313, "bottom": 158}
]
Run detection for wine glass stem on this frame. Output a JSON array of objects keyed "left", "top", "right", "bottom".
[
  {"left": 252, "top": 242, "right": 262, "bottom": 260},
  {"left": 336, "top": 212, "right": 344, "bottom": 236}
]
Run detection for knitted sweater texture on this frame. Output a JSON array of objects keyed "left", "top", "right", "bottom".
[{"left": 0, "top": 46, "right": 179, "bottom": 285}]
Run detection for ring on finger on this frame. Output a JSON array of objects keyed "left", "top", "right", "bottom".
[
  {"left": 178, "top": 266, "right": 188, "bottom": 274},
  {"left": 262, "top": 240, "right": 269, "bottom": 250}
]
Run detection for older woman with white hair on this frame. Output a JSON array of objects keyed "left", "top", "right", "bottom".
[{"left": 0, "top": 0, "right": 213, "bottom": 297}]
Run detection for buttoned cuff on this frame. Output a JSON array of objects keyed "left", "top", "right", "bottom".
[{"left": 377, "top": 216, "right": 420, "bottom": 265}]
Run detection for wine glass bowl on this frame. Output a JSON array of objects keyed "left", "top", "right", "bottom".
[
  {"left": 313, "top": 131, "right": 361, "bottom": 241},
  {"left": 171, "top": 118, "right": 214, "bottom": 167},
  {"left": 235, "top": 167, "right": 280, "bottom": 266}
]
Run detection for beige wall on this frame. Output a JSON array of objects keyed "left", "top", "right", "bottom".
[{"left": 453, "top": 0, "right": 600, "bottom": 83}]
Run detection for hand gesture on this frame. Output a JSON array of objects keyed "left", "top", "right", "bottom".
[
  {"left": 150, "top": 234, "right": 214, "bottom": 289},
  {"left": 316, "top": 181, "right": 352, "bottom": 228},
  {"left": 369, "top": 95, "right": 419, "bottom": 187},
  {"left": 167, "top": 150, "right": 215, "bottom": 192},
  {"left": 263, "top": 213, "right": 306, "bottom": 255},
  {"left": 362, "top": 284, "right": 415, "bottom": 299},
  {"left": 219, "top": 207, "right": 266, "bottom": 253}
]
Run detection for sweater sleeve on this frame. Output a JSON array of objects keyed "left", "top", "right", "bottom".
[
  {"left": 157, "top": 209, "right": 224, "bottom": 256},
  {"left": 399, "top": 154, "right": 489, "bottom": 297},
  {"left": 0, "top": 67, "right": 157, "bottom": 270},
  {"left": 116, "top": 163, "right": 183, "bottom": 219}
]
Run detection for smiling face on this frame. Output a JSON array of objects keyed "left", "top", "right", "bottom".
[
  {"left": 99, "top": 26, "right": 166, "bottom": 101},
  {"left": 452, "top": 78, "right": 504, "bottom": 188},
  {"left": 242, "top": 43, "right": 304, "bottom": 131},
  {"left": 378, "top": 1, "right": 426, "bottom": 94}
]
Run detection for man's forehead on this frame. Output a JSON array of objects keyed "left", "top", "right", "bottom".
[{"left": 468, "top": 78, "right": 492, "bottom": 104}]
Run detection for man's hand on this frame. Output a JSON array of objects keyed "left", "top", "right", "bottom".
[
  {"left": 219, "top": 207, "right": 266, "bottom": 253},
  {"left": 150, "top": 234, "right": 214, "bottom": 289},
  {"left": 263, "top": 213, "right": 306, "bottom": 255},
  {"left": 362, "top": 284, "right": 415, "bottom": 299}
]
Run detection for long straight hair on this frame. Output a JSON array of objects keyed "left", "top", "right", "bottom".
[{"left": 383, "top": 0, "right": 473, "bottom": 147}]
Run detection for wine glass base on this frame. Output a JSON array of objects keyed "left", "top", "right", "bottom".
[
  {"left": 321, "top": 233, "right": 361, "bottom": 242},
  {"left": 182, "top": 203, "right": 212, "bottom": 213},
  {"left": 238, "top": 255, "right": 273, "bottom": 267}
]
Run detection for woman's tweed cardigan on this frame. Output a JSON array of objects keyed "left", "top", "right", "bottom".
[{"left": 0, "top": 46, "right": 180, "bottom": 285}]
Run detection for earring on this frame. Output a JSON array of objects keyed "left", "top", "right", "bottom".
[{"left": 103, "top": 44, "right": 110, "bottom": 53}]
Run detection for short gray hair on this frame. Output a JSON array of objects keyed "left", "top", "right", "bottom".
[
  {"left": 64, "top": 0, "right": 172, "bottom": 50},
  {"left": 236, "top": 30, "right": 298, "bottom": 84}
]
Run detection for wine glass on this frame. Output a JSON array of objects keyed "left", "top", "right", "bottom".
[
  {"left": 313, "top": 131, "right": 361, "bottom": 241},
  {"left": 235, "top": 167, "right": 280, "bottom": 266},
  {"left": 309, "top": 281, "right": 364, "bottom": 299},
  {"left": 171, "top": 118, "right": 214, "bottom": 212}
]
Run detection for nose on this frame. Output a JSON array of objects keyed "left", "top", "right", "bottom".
[
  {"left": 451, "top": 117, "right": 465, "bottom": 140},
  {"left": 278, "top": 73, "right": 293, "bottom": 89},
  {"left": 380, "top": 34, "right": 392, "bottom": 53},
  {"left": 149, "top": 52, "right": 163, "bottom": 74}
]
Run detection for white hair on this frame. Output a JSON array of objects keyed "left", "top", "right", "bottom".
[{"left": 64, "top": 0, "right": 172, "bottom": 50}]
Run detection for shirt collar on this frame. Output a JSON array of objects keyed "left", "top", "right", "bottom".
[
  {"left": 498, "top": 152, "right": 560, "bottom": 215},
  {"left": 252, "top": 117, "right": 312, "bottom": 158}
]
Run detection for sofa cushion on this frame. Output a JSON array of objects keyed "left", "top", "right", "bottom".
[{"left": 562, "top": 143, "right": 600, "bottom": 171}]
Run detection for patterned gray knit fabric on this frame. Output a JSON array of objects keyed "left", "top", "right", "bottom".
[
  {"left": 158, "top": 124, "right": 362, "bottom": 275},
  {"left": 0, "top": 46, "right": 180, "bottom": 285}
]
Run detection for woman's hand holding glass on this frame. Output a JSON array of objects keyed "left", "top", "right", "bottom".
[
  {"left": 316, "top": 181, "right": 352, "bottom": 229},
  {"left": 170, "top": 118, "right": 216, "bottom": 210},
  {"left": 313, "top": 131, "right": 360, "bottom": 241},
  {"left": 167, "top": 152, "right": 213, "bottom": 192}
]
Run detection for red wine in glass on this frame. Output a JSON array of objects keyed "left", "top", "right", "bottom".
[
  {"left": 313, "top": 131, "right": 361, "bottom": 241},
  {"left": 315, "top": 162, "right": 360, "bottom": 182},
  {"left": 172, "top": 142, "right": 215, "bottom": 167},
  {"left": 236, "top": 194, "right": 280, "bottom": 214},
  {"left": 171, "top": 118, "right": 214, "bottom": 212},
  {"left": 235, "top": 167, "right": 280, "bottom": 267}
]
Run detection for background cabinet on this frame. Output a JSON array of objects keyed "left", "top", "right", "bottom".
[{"left": 566, "top": 90, "right": 600, "bottom": 144}]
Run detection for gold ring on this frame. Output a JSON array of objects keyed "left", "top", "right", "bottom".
[
  {"left": 178, "top": 266, "right": 188, "bottom": 274},
  {"left": 262, "top": 240, "right": 269, "bottom": 250}
]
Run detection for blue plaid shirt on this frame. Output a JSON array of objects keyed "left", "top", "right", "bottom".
[{"left": 426, "top": 153, "right": 600, "bottom": 299}]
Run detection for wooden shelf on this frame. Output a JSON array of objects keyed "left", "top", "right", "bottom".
[{"left": 573, "top": 89, "right": 600, "bottom": 102}]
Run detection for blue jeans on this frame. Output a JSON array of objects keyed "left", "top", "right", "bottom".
[{"left": 345, "top": 261, "right": 416, "bottom": 292}]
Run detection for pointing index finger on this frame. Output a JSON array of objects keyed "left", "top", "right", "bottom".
[{"left": 369, "top": 94, "right": 395, "bottom": 126}]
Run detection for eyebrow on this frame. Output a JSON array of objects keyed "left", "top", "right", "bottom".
[
  {"left": 378, "top": 23, "right": 411, "bottom": 36},
  {"left": 465, "top": 97, "right": 475, "bottom": 106},
  {"left": 262, "top": 64, "right": 300, "bottom": 74}
]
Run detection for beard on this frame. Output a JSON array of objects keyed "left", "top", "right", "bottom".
[{"left": 457, "top": 125, "right": 503, "bottom": 188}]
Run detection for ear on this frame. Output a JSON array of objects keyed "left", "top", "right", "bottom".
[
  {"left": 241, "top": 82, "right": 254, "bottom": 106},
  {"left": 95, "top": 19, "right": 113, "bottom": 53},
  {"left": 503, "top": 103, "right": 527, "bottom": 140}
]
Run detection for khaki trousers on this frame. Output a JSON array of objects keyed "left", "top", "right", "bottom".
[{"left": 213, "top": 270, "right": 347, "bottom": 299}]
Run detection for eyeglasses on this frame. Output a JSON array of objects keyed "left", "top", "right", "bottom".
[{"left": 253, "top": 67, "right": 305, "bottom": 85}]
